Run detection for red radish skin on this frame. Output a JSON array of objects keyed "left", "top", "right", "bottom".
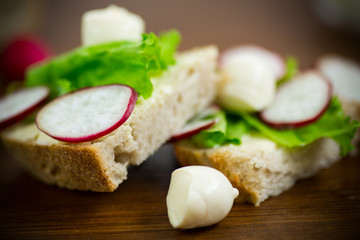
[
  {"left": 192, "top": 105, "right": 221, "bottom": 120},
  {"left": 169, "top": 105, "right": 221, "bottom": 141},
  {"left": 36, "top": 85, "right": 137, "bottom": 143},
  {"left": 0, "top": 36, "right": 51, "bottom": 82},
  {"left": 169, "top": 118, "right": 218, "bottom": 142},
  {"left": 260, "top": 71, "right": 332, "bottom": 129},
  {"left": 0, "top": 86, "right": 49, "bottom": 130},
  {"left": 219, "top": 45, "right": 286, "bottom": 80}
]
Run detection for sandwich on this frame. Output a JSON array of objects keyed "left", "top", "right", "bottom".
[
  {"left": 172, "top": 45, "right": 360, "bottom": 206},
  {"left": 0, "top": 6, "right": 220, "bottom": 192}
]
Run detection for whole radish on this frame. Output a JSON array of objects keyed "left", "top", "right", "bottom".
[{"left": 0, "top": 35, "right": 52, "bottom": 83}]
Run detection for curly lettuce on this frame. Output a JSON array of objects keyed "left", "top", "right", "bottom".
[
  {"left": 189, "top": 54, "right": 358, "bottom": 156},
  {"left": 277, "top": 56, "right": 298, "bottom": 85},
  {"left": 190, "top": 110, "right": 241, "bottom": 148},
  {"left": 190, "top": 98, "right": 359, "bottom": 156},
  {"left": 240, "top": 98, "right": 360, "bottom": 156},
  {"left": 25, "top": 30, "right": 181, "bottom": 99}
]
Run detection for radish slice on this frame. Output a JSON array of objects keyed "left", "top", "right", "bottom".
[
  {"left": 36, "top": 84, "right": 137, "bottom": 143},
  {"left": 192, "top": 105, "right": 220, "bottom": 120},
  {"left": 260, "top": 71, "right": 332, "bottom": 128},
  {"left": 317, "top": 55, "right": 360, "bottom": 102},
  {"left": 170, "top": 105, "right": 221, "bottom": 141},
  {"left": 220, "top": 45, "right": 286, "bottom": 80},
  {"left": 0, "top": 86, "right": 49, "bottom": 130},
  {"left": 169, "top": 118, "right": 218, "bottom": 142}
]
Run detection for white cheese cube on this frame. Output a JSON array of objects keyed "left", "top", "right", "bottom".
[{"left": 82, "top": 5, "right": 145, "bottom": 46}]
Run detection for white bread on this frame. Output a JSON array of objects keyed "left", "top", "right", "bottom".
[
  {"left": 174, "top": 136, "right": 340, "bottom": 206},
  {"left": 1, "top": 45, "right": 220, "bottom": 192},
  {"left": 341, "top": 100, "right": 360, "bottom": 147},
  {"left": 174, "top": 90, "right": 360, "bottom": 206}
]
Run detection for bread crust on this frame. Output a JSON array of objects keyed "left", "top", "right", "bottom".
[
  {"left": 1, "top": 46, "right": 220, "bottom": 192},
  {"left": 174, "top": 137, "right": 341, "bottom": 206},
  {"left": 174, "top": 95, "right": 360, "bottom": 206},
  {"left": 173, "top": 57, "right": 360, "bottom": 205},
  {"left": 3, "top": 138, "right": 119, "bottom": 191}
]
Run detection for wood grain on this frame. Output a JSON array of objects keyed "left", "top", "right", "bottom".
[
  {"left": 1, "top": 0, "right": 360, "bottom": 239},
  {"left": 0, "top": 145, "right": 360, "bottom": 239}
]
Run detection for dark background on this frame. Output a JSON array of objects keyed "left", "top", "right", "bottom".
[{"left": 1, "top": 0, "right": 360, "bottom": 66}]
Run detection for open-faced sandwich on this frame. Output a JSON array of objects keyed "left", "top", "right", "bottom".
[
  {"left": 0, "top": 5, "right": 220, "bottom": 192},
  {"left": 173, "top": 45, "right": 360, "bottom": 206}
]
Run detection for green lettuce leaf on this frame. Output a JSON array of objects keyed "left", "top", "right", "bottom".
[
  {"left": 188, "top": 54, "right": 358, "bottom": 156},
  {"left": 226, "top": 115, "right": 252, "bottom": 139},
  {"left": 158, "top": 30, "right": 181, "bottom": 70},
  {"left": 190, "top": 110, "right": 241, "bottom": 148},
  {"left": 277, "top": 56, "right": 298, "bottom": 85},
  {"left": 25, "top": 30, "right": 181, "bottom": 99},
  {"left": 239, "top": 97, "right": 360, "bottom": 156},
  {"left": 190, "top": 98, "right": 359, "bottom": 156}
]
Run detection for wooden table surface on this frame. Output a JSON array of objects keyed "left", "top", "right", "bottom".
[
  {"left": 1, "top": 145, "right": 360, "bottom": 239},
  {"left": 1, "top": 1, "right": 360, "bottom": 239}
]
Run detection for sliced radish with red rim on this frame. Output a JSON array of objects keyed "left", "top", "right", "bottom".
[
  {"left": 0, "top": 86, "right": 49, "bottom": 130},
  {"left": 169, "top": 106, "right": 220, "bottom": 142},
  {"left": 220, "top": 45, "right": 286, "bottom": 80},
  {"left": 36, "top": 84, "right": 137, "bottom": 143},
  {"left": 260, "top": 71, "right": 332, "bottom": 128},
  {"left": 192, "top": 105, "right": 220, "bottom": 120},
  {"left": 317, "top": 55, "right": 360, "bottom": 102},
  {"left": 169, "top": 118, "right": 218, "bottom": 142}
]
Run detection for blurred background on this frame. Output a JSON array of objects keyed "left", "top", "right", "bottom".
[{"left": 0, "top": 0, "right": 360, "bottom": 89}]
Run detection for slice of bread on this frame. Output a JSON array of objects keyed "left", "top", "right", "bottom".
[
  {"left": 174, "top": 136, "right": 340, "bottom": 206},
  {"left": 1, "top": 45, "right": 220, "bottom": 192},
  {"left": 174, "top": 88, "right": 360, "bottom": 206}
]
